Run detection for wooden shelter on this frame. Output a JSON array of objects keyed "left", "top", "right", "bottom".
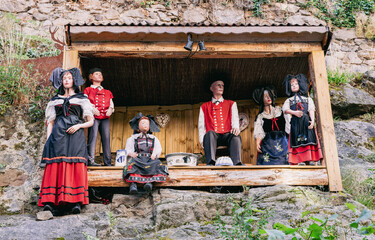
[{"left": 63, "top": 23, "right": 342, "bottom": 191}]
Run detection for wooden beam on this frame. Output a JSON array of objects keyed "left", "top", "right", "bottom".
[
  {"left": 71, "top": 42, "right": 321, "bottom": 58},
  {"left": 308, "top": 51, "right": 343, "bottom": 192},
  {"left": 87, "top": 166, "right": 328, "bottom": 187},
  {"left": 63, "top": 47, "right": 79, "bottom": 69}
]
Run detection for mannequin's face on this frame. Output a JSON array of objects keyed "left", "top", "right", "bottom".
[
  {"left": 290, "top": 78, "right": 299, "bottom": 93},
  {"left": 210, "top": 80, "right": 224, "bottom": 96},
  {"left": 90, "top": 71, "right": 103, "bottom": 83},
  {"left": 263, "top": 91, "right": 272, "bottom": 106},
  {"left": 139, "top": 119, "right": 150, "bottom": 133},
  {"left": 62, "top": 72, "right": 73, "bottom": 89}
]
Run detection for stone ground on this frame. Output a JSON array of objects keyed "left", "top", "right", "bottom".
[{"left": 0, "top": 185, "right": 373, "bottom": 239}]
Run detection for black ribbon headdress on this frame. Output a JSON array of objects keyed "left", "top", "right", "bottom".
[
  {"left": 282, "top": 74, "right": 309, "bottom": 97},
  {"left": 129, "top": 112, "right": 160, "bottom": 133},
  {"left": 49, "top": 67, "right": 85, "bottom": 89},
  {"left": 252, "top": 86, "right": 276, "bottom": 114}
]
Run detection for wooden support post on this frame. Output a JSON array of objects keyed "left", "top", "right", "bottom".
[
  {"left": 308, "top": 51, "right": 343, "bottom": 192},
  {"left": 63, "top": 47, "right": 79, "bottom": 69}
]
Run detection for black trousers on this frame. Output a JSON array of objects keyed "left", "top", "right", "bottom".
[
  {"left": 203, "top": 131, "right": 242, "bottom": 165},
  {"left": 87, "top": 118, "right": 111, "bottom": 166}
]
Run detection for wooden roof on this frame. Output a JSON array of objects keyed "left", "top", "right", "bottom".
[{"left": 67, "top": 25, "right": 329, "bottom": 106}]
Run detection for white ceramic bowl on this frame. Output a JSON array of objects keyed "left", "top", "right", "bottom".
[{"left": 165, "top": 152, "right": 198, "bottom": 166}]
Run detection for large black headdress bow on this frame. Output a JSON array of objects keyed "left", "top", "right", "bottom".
[
  {"left": 282, "top": 73, "right": 309, "bottom": 97},
  {"left": 49, "top": 67, "right": 85, "bottom": 89}
]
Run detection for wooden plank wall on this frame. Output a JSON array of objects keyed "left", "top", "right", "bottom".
[{"left": 94, "top": 99, "right": 286, "bottom": 165}]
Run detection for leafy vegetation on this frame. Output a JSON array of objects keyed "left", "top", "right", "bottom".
[
  {"left": 0, "top": 13, "right": 54, "bottom": 119},
  {"left": 216, "top": 196, "right": 278, "bottom": 239},
  {"left": 327, "top": 69, "right": 362, "bottom": 86},
  {"left": 298, "top": 0, "right": 375, "bottom": 28},
  {"left": 216, "top": 196, "right": 375, "bottom": 239},
  {"left": 342, "top": 168, "right": 375, "bottom": 209}
]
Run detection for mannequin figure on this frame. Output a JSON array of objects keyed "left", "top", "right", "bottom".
[{"left": 282, "top": 74, "right": 323, "bottom": 165}]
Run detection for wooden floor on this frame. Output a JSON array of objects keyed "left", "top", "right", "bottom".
[{"left": 87, "top": 165, "right": 328, "bottom": 187}]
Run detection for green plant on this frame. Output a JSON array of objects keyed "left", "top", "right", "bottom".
[
  {"left": 82, "top": 232, "right": 99, "bottom": 240},
  {"left": 275, "top": 211, "right": 340, "bottom": 239},
  {"left": 252, "top": 0, "right": 270, "bottom": 18},
  {"left": 342, "top": 168, "right": 375, "bottom": 209},
  {"left": 274, "top": 204, "right": 375, "bottom": 239},
  {"left": 302, "top": 0, "right": 375, "bottom": 28},
  {"left": 107, "top": 211, "right": 116, "bottom": 231},
  {"left": 215, "top": 196, "right": 284, "bottom": 239},
  {"left": 140, "top": 1, "right": 155, "bottom": 8},
  {"left": 327, "top": 69, "right": 358, "bottom": 86}
]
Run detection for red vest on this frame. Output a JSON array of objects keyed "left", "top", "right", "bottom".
[
  {"left": 84, "top": 87, "right": 113, "bottom": 120},
  {"left": 201, "top": 100, "right": 234, "bottom": 134}
]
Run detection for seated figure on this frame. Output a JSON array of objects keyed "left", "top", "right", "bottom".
[
  {"left": 123, "top": 112, "right": 168, "bottom": 194},
  {"left": 198, "top": 72, "right": 243, "bottom": 166}
]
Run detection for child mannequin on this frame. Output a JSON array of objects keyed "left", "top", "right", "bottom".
[
  {"left": 282, "top": 74, "right": 323, "bottom": 165},
  {"left": 123, "top": 113, "right": 168, "bottom": 194}
]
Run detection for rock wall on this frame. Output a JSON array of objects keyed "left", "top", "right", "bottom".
[
  {"left": 1, "top": 0, "right": 374, "bottom": 73},
  {"left": 0, "top": 186, "right": 372, "bottom": 239}
]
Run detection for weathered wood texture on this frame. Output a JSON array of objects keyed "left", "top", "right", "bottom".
[
  {"left": 87, "top": 166, "right": 328, "bottom": 187},
  {"left": 62, "top": 48, "right": 79, "bottom": 69},
  {"left": 71, "top": 42, "right": 321, "bottom": 58},
  {"left": 94, "top": 99, "right": 285, "bottom": 165},
  {"left": 308, "top": 51, "right": 343, "bottom": 192}
]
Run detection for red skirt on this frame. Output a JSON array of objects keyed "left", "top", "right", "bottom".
[
  {"left": 38, "top": 162, "right": 88, "bottom": 207},
  {"left": 288, "top": 134, "right": 323, "bottom": 164}
]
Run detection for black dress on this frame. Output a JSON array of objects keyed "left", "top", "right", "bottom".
[
  {"left": 286, "top": 94, "right": 323, "bottom": 164},
  {"left": 39, "top": 93, "right": 91, "bottom": 207},
  {"left": 123, "top": 133, "right": 168, "bottom": 183},
  {"left": 255, "top": 107, "right": 289, "bottom": 165}
]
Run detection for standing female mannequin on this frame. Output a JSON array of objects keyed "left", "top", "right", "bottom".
[
  {"left": 253, "top": 86, "right": 288, "bottom": 165},
  {"left": 282, "top": 74, "right": 323, "bottom": 165},
  {"left": 39, "top": 68, "right": 94, "bottom": 215}
]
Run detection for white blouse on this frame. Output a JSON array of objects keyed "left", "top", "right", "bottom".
[
  {"left": 125, "top": 133, "right": 162, "bottom": 158},
  {"left": 254, "top": 106, "right": 284, "bottom": 140},
  {"left": 45, "top": 96, "right": 94, "bottom": 125}
]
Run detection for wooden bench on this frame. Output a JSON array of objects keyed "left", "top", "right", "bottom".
[{"left": 87, "top": 165, "right": 328, "bottom": 187}]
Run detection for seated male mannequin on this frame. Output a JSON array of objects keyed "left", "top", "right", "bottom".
[{"left": 198, "top": 74, "right": 243, "bottom": 166}]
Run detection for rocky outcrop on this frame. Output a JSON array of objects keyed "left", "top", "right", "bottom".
[
  {"left": 0, "top": 1, "right": 374, "bottom": 74},
  {"left": 0, "top": 186, "right": 371, "bottom": 239},
  {"left": 0, "top": 111, "right": 45, "bottom": 213},
  {"left": 330, "top": 84, "right": 375, "bottom": 118}
]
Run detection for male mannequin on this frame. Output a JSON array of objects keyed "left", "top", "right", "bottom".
[
  {"left": 84, "top": 68, "right": 114, "bottom": 166},
  {"left": 198, "top": 76, "right": 242, "bottom": 166}
]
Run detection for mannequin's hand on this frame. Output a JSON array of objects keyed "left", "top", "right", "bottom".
[
  {"left": 308, "top": 121, "right": 314, "bottom": 129},
  {"left": 231, "top": 128, "right": 240, "bottom": 136},
  {"left": 93, "top": 108, "right": 100, "bottom": 116},
  {"left": 256, "top": 142, "right": 262, "bottom": 153},
  {"left": 151, "top": 153, "right": 157, "bottom": 160},
  {"left": 128, "top": 152, "right": 138, "bottom": 158},
  {"left": 200, "top": 142, "right": 204, "bottom": 149},
  {"left": 66, "top": 124, "right": 81, "bottom": 134},
  {"left": 106, "top": 108, "right": 113, "bottom": 117},
  {"left": 294, "top": 110, "right": 303, "bottom": 118}
]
